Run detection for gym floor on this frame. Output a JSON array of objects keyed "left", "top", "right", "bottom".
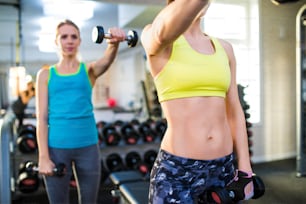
[{"left": 12, "top": 158, "right": 306, "bottom": 204}]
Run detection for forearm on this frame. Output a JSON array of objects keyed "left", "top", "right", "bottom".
[
  {"left": 92, "top": 43, "right": 119, "bottom": 77},
  {"left": 36, "top": 120, "right": 50, "bottom": 160},
  {"left": 102, "top": 43, "right": 120, "bottom": 67},
  {"left": 230, "top": 111, "right": 252, "bottom": 172}
]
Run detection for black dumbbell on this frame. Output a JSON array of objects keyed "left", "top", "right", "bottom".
[
  {"left": 106, "top": 153, "right": 125, "bottom": 172},
  {"left": 206, "top": 174, "right": 265, "bottom": 204},
  {"left": 96, "top": 120, "right": 107, "bottom": 144},
  {"left": 24, "top": 161, "right": 66, "bottom": 177},
  {"left": 102, "top": 124, "right": 121, "bottom": 146},
  {"left": 16, "top": 124, "right": 37, "bottom": 153},
  {"left": 92, "top": 25, "right": 138, "bottom": 47},
  {"left": 154, "top": 118, "right": 167, "bottom": 138},
  {"left": 144, "top": 149, "right": 157, "bottom": 169},
  {"left": 121, "top": 123, "right": 139, "bottom": 145},
  {"left": 138, "top": 122, "right": 156, "bottom": 143},
  {"left": 17, "top": 161, "right": 40, "bottom": 193},
  {"left": 125, "top": 151, "right": 142, "bottom": 170}
]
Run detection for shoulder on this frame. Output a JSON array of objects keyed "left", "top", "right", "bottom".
[
  {"left": 141, "top": 24, "right": 152, "bottom": 45},
  {"left": 36, "top": 67, "right": 49, "bottom": 81},
  {"left": 215, "top": 38, "right": 234, "bottom": 54}
]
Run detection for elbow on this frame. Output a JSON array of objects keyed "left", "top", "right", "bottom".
[{"left": 154, "top": 27, "right": 171, "bottom": 47}]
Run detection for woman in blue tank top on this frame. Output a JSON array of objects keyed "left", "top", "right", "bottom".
[
  {"left": 141, "top": 0, "right": 261, "bottom": 203},
  {"left": 35, "top": 19, "right": 126, "bottom": 204}
]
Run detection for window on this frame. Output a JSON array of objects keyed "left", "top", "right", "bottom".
[{"left": 203, "top": 0, "right": 260, "bottom": 123}]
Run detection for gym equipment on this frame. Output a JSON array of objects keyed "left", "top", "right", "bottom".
[
  {"left": 118, "top": 181, "right": 150, "bottom": 204},
  {"left": 125, "top": 151, "right": 142, "bottom": 170},
  {"left": 16, "top": 124, "right": 37, "bottom": 153},
  {"left": 109, "top": 171, "right": 149, "bottom": 204},
  {"left": 296, "top": 4, "right": 306, "bottom": 177},
  {"left": 121, "top": 123, "right": 139, "bottom": 145},
  {"left": 138, "top": 121, "right": 156, "bottom": 143},
  {"left": 143, "top": 149, "right": 157, "bottom": 169},
  {"left": 19, "top": 161, "right": 66, "bottom": 177},
  {"left": 125, "top": 151, "right": 151, "bottom": 176},
  {"left": 92, "top": 26, "right": 138, "bottom": 47},
  {"left": 154, "top": 118, "right": 167, "bottom": 138},
  {"left": 17, "top": 161, "right": 40, "bottom": 193},
  {"left": 96, "top": 120, "right": 106, "bottom": 144},
  {"left": 102, "top": 124, "right": 121, "bottom": 146},
  {"left": 106, "top": 153, "right": 125, "bottom": 172},
  {"left": 204, "top": 174, "right": 265, "bottom": 204}
]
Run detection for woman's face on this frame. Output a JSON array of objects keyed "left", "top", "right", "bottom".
[{"left": 55, "top": 24, "right": 81, "bottom": 57}]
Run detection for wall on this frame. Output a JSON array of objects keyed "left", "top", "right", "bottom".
[{"left": 251, "top": 1, "right": 305, "bottom": 163}]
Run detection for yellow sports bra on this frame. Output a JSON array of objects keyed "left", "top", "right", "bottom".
[{"left": 154, "top": 35, "right": 231, "bottom": 102}]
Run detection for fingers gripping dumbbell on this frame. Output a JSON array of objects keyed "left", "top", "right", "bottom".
[
  {"left": 92, "top": 26, "right": 138, "bottom": 47},
  {"left": 25, "top": 161, "right": 67, "bottom": 177},
  {"left": 205, "top": 171, "right": 265, "bottom": 204}
]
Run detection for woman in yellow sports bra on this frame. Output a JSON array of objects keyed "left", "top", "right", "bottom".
[{"left": 141, "top": 0, "right": 255, "bottom": 203}]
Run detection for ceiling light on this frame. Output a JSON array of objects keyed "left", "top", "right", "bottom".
[{"left": 42, "top": 0, "right": 94, "bottom": 20}]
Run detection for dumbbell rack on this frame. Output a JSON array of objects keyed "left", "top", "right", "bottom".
[
  {"left": 97, "top": 118, "right": 165, "bottom": 184},
  {"left": 1, "top": 111, "right": 165, "bottom": 203},
  {"left": 0, "top": 112, "right": 40, "bottom": 203},
  {"left": 11, "top": 119, "right": 46, "bottom": 200}
]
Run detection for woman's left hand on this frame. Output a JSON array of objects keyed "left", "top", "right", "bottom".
[{"left": 107, "top": 27, "right": 126, "bottom": 44}]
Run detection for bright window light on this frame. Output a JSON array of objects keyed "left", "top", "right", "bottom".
[
  {"left": 38, "top": 0, "right": 95, "bottom": 53},
  {"left": 203, "top": 1, "right": 260, "bottom": 123}
]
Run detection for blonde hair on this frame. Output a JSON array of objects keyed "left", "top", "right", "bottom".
[
  {"left": 167, "top": 0, "right": 211, "bottom": 5},
  {"left": 55, "top": 19, "right": 80, "bottom": 39},
  {"left": 167, "top": 0, "right": 174, "bottom": 4}
]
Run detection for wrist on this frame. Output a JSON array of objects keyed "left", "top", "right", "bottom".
[{"left": 237, "top": 169, "right": 253, "bottom": 178}]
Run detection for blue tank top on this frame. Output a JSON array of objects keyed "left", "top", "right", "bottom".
[{"left": 48, "top": 62, "right": 98, "bottom": 148}]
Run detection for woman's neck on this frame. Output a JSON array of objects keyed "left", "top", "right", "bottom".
[{"left": 57, "top": 58, "right": 80, "bottom": 72}]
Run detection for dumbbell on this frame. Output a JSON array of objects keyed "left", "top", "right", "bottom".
[
  {"left": 92, "top": 25, "right": 138, "bottom": 47},
  {"left": 125, "top": 151, "right": 150, "bottom": 176},
  {"left": 96, "top": 120, "right": 107, "bottom": 144},
  {"left": 121, "top": 123, "right": 139, "bottom": 145},
  {"left": 17, "top": 161, "right": 40, "bottom": 193},
  {"left": 138, "top": 122, "right": 156, "bottom": 143},
  {"left": 143, "top": 149, "right": 157, "bottom": 169},
  {"left": 16, "top": 124, "right": 37, "bottom": 153},
  {"left": 153, "top": 118, "right": 167, "bottom": 138},
  {"left": 23, "top": 161, "right": 66, "bottom": 177},
  {"left": 106, "top": 153, "right": 125, "bottom": 172},
  {"left": 206, "top": 175, "right": 265, "bottom": 204},
  {"left": 102, "top": 124, "right": 121, "bottom": 146}
]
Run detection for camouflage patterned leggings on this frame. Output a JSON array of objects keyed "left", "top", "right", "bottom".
[{"left": 148, "top": 149, "right": 235, "bottom": 204}]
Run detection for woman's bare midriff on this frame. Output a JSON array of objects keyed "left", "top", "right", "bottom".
[{"left": 160, "top": 96, "right": 233, "bottom": 160}]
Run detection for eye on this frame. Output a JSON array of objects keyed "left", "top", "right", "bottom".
[
  {"left": 61, "top": 34, "right": 68, "bottom": 40},
  {"left": 71, "top": 34, "right": 78, "bottom": 39}
]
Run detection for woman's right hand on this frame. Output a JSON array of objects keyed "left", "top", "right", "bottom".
[{"left": 38, "top": 158, "right": 55, "bottom": 176}]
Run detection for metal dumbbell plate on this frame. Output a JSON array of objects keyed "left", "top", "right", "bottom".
[
  {"left": 92, "top": 26, "right": 104, "bottom": 44},
  {"left": 127, "top": 30, "right": 138, "bottom": 47}
]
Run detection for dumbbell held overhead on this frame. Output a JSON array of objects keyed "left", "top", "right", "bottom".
[{"left": 92, "top": 26, "right": 138, "bottom": 47}]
